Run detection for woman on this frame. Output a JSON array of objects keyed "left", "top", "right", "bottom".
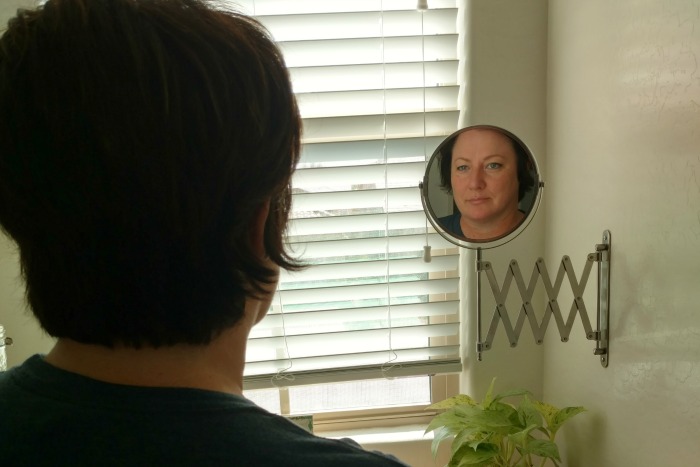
[{"left": 438, "top": 127, "right": 535, "bottom": 240}]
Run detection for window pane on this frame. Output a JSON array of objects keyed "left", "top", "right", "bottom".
[
  {"left": 244, "top": 387, "right": 282, "bottom": 414},
  {"left": 289, "top": 377, "right": 431, "bottom": 414}
]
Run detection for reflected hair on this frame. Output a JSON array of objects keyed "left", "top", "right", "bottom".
[
  {"left": 0, "top": 0, "right": 302, "bottom": 347},
  {"left": 438, "top": 129, "right": 535, "bottom": 200}
]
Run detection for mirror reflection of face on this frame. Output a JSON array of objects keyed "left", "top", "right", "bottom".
[{"left": 450, "top": 129, "right": 523, "bottom": 240}]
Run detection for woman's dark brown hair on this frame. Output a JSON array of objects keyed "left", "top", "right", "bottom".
[{"left": 0, "top": 0, "right": 302, "bottom": 347}]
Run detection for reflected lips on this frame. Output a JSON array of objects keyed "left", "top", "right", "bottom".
[{"left": 467, "top": 197, "right": 489, "bottom": 204}]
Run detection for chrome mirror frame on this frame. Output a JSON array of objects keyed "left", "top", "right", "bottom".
[{"left": 420, "top": 124, "right": 544, "bottom": 250}]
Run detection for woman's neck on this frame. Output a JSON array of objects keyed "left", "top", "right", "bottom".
[
  {"left": 460, "top": 209, "right": 525, "bottom": 240},
  {"left": 45, "top": 324, "right": 250, "bottom": 396}
]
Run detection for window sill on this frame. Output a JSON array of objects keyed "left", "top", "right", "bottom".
[
  {"left": 324, "top": 424, "right": 451, "bottom": 467},
  {"left": 324, "top": 424, "right": 433, "bottom": 444}
]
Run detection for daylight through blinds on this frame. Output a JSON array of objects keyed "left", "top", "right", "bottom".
[{"left": 236, "top": 0, "right": 462, "bottom": 389}]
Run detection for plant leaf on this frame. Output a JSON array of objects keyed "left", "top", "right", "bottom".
[
  {"left": 506, "top": 424, "right": 540, "bottom": 449},
  {"left": 449, "top": 442, "right": 499, "bottom": 467},
  {"left": 532, "top": 400, "right": 586, "bottom": 437},
  {"left": 492, "top": 387, "right": 532, "bottom": 404},
  {"left": 481, "top": 378, "right": 497, "bottom": 408},
  {"left": 425, "top": 410, "right": 469, "bottom": 435},
  {"left": 430, "top": 426, "right": 454, "bottom": 459},
  {"left": 517, "top": 396, "right": 543, "bottom": 432},
  {"left": 458, "top": 406, "right": 519, "bottom": 435},
  {"left": 532, "top": 400, "right": 558, "bottom": 427},
  {"left": 522, "top": 438, "right": 561, "bottom": 461},
  {"left": 451, "top": 427, "right": 481, "bottom": 454},
  {"left": 428, "top": 394, "right": 479, "bottom": 410},
  {"left": 549, "top": 406, "right": 586, "bottom": 436}
]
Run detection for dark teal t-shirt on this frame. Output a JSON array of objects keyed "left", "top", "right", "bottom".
[{"left": 0, "top": 355, "right": 408, "bottom": 466}]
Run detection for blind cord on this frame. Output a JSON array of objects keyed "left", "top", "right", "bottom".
[
  {"left": 380, "top": 0, "right": 400, "bottom": 375},
  {"left": 420, "top": 4, "right": 432, "bottom": 263},
  {"left": 271, "top": 283, "right": 295, "bottom": 387}
]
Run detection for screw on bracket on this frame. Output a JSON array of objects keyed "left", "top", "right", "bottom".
[{"left": 588, "top": 252, "right": 601, "bottom": 262}]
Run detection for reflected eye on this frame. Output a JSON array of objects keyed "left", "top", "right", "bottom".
[
  {"left": 485, "top": 162, "right": 503, "bottom": 170},
  {"left": 455, "top": 164, "right": 468, "bottom": 172}
]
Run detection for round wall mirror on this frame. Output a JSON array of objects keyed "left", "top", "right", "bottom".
[{"left": 421, "top": 124, "right": 543, "bottom": 249}]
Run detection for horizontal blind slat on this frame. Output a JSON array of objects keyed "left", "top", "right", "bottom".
[
  {"left": 253, "top": 300, "right": 459, "bottom": 334},
  {"left": 301, "top": 111, "right": 459, "bottom": 144},
  {"left": 288, "top": 211, "right": 432, "bottom": 240},
  {"left": 243, "top": 359, "right": 462, "bottom": 390},
  {"left": 279, "top": 255, "right": 457, "bottom": 283},
  {"left": 246, "top": 350, "right": 460, "bottom": 375},
  {"left": 292, "top": 161, "right": 426, "bottom": 192},
  {"left": 275, "top": 277, "right": 459, "bottom": 307},
  {"left": 298, "top": 136, "right": 445, "bottom": 167},
  {"left": 281, "top": 36, "right": 457, "bottom": 68},
  {"left": 297, "top": 86, "right": 459, "bottom": 119},
  {"left": 234, "top": 0, "right": 458, "bottom": 17},
  {"left": 291, "top": 186, "right": 422, "bottom": 217},
  {"left": 247, "top": 323, "right": 460, "bottom": 359},
  {"left": 287, "top": 233, "right": 457, "bottom": 260},
  {"left": 257, "top": 10, "right": 457, "bottom": 42},
  {"left": 291, "top": 62, "right": 457, "bottom": 93}
]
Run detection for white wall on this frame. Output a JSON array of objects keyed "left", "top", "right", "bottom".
[
  {"left": 460, "top": 0, "right": 549, "bottom": 402},
  {"left": 461, "top": 1, "right": 700, "bottom": 465},
  {"left": 546, "top": 0, "right": 700, "bottom": 465}
]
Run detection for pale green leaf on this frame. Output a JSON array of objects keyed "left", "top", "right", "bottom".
[
  {"left": 459, "top": 406, "right": 517, "bottom": 434},
  {"left": 517, "top": 396, "right": 543, "bottom": 431},
  {"left": 532, "top": 399, "right": 558, "bottom": 427},
  {"left": 549, "top": 406, "right": 586, "bottom": 436},
  {"left": 492, "top": 387, "right": 531, "bottom": 404},
  {"left": 449, "top": 443, "right": 499, "bottom": 466},
  {"left": 451, "top": 427, "right": 481, "bottom": 454},
  {"left": 506, "top": 424, "right": 539, "bottom": 449},
  {"left": 426, "top": 410, "right": 469, "bottom": 436},
  {"left": 522, "top": 438, "right": 560, "bottom": 461},
  {"left": 430, "top": 426, "right": 454, "bottom": 459},
  {"left": 481, "top": 378, "right": 497, "bottom": 408},
  {"left": 428, "top": 394, "right": 479, "bottom": 410}
]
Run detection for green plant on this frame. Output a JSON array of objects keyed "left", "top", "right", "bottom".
[{"left": 425, "top": 378, "right": 585, "bottom": 467}]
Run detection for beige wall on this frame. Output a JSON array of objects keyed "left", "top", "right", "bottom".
[
  {"left": 462, "top": 0, "right": 700, "bottom": 465},
  {"left": 460, "top": 0, "right": 549, "bottom": 404},
  {"left": 546, "top": 0, "right": 700, "bottom": 465}
]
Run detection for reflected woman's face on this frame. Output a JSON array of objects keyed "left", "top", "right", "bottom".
[{"left": 450, "top": 128, "right": 520, "bottom": 238}]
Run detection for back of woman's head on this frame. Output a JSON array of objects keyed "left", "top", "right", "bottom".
[{"left": 0, "top": 0, "right": 302, "bottom": 347}]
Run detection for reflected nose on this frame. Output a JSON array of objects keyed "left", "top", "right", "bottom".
[{"left": 467, "top": 168, "right": 485, "bottom": 190}]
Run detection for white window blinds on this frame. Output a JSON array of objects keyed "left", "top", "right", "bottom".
[{"left": 236, "top": 0, "right": 462, "bottom": 390}]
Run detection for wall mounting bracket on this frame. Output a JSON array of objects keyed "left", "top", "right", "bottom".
[{"left": 475, "top": 230, "right": 611, "bottom": 367}]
